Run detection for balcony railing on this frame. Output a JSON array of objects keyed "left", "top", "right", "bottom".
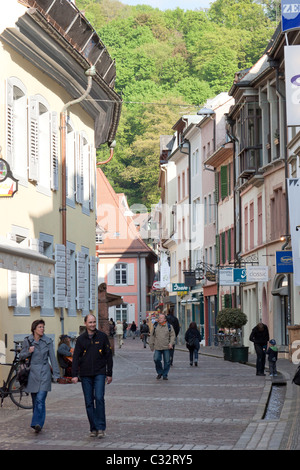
[{"left": 238, "top": 146, "right": 262, "bottom": 179}]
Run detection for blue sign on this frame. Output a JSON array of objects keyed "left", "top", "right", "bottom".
[
  {"left": 282, "top": 0, "right": 300, "bottom": 32},
  {"left": 233, "top": 268, "right": 247, "bottom": 283},
  {"left": 276, "top": 251, "right": 294, "bottom": 273}
]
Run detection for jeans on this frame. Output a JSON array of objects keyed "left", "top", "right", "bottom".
[
  {"left": 31, "top": 391, "right": 48, "bottom": 429},
  {"left": 254, "top": 344, "right": 267, "bottom": 374},
  {"left": 81, "top": 375, "right": 106, "bottom": 432},
  {"left": 189, "top": 347, "right": 199, "bottom": 364},
  {"left": 153, "top": 349, "right": 171, "bottom": 377}
]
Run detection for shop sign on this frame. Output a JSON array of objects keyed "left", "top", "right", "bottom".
[
  {"left": 246, "top": 266, "right": 269, "bottom": 282},
  {"left": 276, "top": 251, "right": 294, "bottom": 273},
  {"left": 282, "top": 0, "right": 300, "bottom": 32},
  {"left": 0, "top": 159, "right": 18, "bottom": 197},
  {"left": 172, "top": 283, "right": 190, "bottom": 292}
]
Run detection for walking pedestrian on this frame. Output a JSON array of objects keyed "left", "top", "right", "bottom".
[
  {"left": 166, "top": 308, "right": 180, "bottom": 366},
  {"left": 249, "top": 321, "right": 270, "bottom": 376},
  {"left": 57, "top": 334, "right": 73, "bottom": 377},
  {"left": 149, "top": 313, "right": 175, "bottom": 380},
  {"left": 115, "top": 320, "right": 123, "bottom": 348},
  {"left": 266, "top": 339, "right": 278, "bottom": 376},
  {"left": 130, "top": 321, "right": 137, "bottom": 339},
  {"left": 140, "top": 319, "right": 150, "bottom": 348},
  {"left": 122, "top": 319, "right": 128, "bottom": 339},
  {"left": 71, "top": 314, "right": 113, "bottom": 438},
  {"left": 19, "top": 319, "right": 60, "bottom": 433},
  {"left": 185, "top": 322, "right": 201, "bottom": 366}
]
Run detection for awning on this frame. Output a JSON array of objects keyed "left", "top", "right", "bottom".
[{"left": 0, "top": 240, "right": 55, "bottom": 277}]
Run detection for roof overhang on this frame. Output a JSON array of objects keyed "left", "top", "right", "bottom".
[{"left": 204, "top": 142, "right": 234, "bottom": 168}]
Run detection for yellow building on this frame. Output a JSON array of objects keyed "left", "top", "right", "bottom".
[{"left": 0, "top": 0, "right": 121, "bottom": 368}]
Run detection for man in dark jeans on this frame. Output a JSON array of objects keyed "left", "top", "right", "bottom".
[
  {"left": 249, "top": 322, "right": 270, "bottom": 376},
  {"left": 166, "top": 308, "right": 180, "bottom": 366},
  {"left": 72, "top": 314, "right": 113, "bottom": 438}
]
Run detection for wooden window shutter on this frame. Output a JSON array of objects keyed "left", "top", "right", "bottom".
[
  {"left": 30, "top": 239, "right": 44, "bottom": 307},
  {"left": 55, "top": 244, "right": 66, "bottom": 308},
  {"left": 89, "top": 256, "right": 97, "bottom": 311},
  {"left": 76, "top": 251, "right": 86, "bottom": 310},
  {"left": 6, "top": 80, "right": 14, "bottom": 166},
  {"left": 220, "top": 165, "right": 228, "bottom": 200},
  {"left": 28, "top": 97, "right": 39, "bottom": 182},
  {"left": 51, "top": 112, "right": 59, "bottom": 191}
]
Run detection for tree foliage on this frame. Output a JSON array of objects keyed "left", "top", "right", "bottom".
[{"left": 76, "top": 0, "right": 278, "bottom": 208}]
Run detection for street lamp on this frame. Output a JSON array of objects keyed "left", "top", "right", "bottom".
[{"left": 197, "top": 107, "right": 216, "bottom": 152}]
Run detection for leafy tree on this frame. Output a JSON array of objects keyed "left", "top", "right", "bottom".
[{"left": 77, "top": 0, "right": 278, "bottom": 207}]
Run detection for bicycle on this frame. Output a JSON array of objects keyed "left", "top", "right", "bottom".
[{"left": 0, "top": 341, "right": 33, "bottom": 409}]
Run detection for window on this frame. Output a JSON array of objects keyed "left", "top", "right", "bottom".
[
  {"left": 257, "top": 195, "right": 263, "bottom": 245},
  {"left": 8, "top": 229, "right": 30, "bottom": 314},
  {"left": 249, "top": 201, "right": 254, "bottom": 249},
  {"left": 244, "top": 205, "right": 248, "bottom": 252},
  {"left": 28, "top": 95, "right": 58, "bottom": 191},
  {"left": 270, "top": 187, "right": 285, "bottom": 241},
  {"left": 115, "top": 263, "right": 127, "bottom": 285},
  {"left": 115, "top": 304, "right": 128, "bottom": 322},
  {"left": 6, "top": 78, "right": 28, "bottom": 183}
]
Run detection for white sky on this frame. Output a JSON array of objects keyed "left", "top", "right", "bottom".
[{"left": 121, "top": 0, "right": 213, "bottom": 11}]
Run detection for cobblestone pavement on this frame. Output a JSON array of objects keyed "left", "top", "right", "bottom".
[{"left": 0, "top": 338, "right": 300, "bottom": 452}]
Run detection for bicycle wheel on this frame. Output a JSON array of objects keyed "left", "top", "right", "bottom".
[{"left": 8, "top": 375, "right": 32, "bottom": 410}]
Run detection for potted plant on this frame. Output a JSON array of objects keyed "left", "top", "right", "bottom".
[{"left": 216, "top": 308, "right": 248, "bottom": 363}]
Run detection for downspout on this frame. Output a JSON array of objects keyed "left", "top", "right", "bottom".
[
  {"left": 97, "top": 140, "right": 116, "bottom": 165},
  {"left": 59, "top": 66, "right": 96, "bottom": 334}
]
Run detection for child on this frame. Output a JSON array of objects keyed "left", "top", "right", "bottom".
[{"left": 266, "top": 339, "right": 278, "bottom": 376}]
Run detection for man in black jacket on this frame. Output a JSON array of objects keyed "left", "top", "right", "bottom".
[
  {"left": 249, "top": 322, "right": 269, "bottom": 376},
  {"left": 166, "top": 308, "right": 180, "bottom": 366},
  {"left": 72, "top": 314, "right": 112, "bottom": 438}
]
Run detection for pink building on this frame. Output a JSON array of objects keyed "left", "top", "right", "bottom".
[{"left": 96, "top": 168, "right": 157, "bottom": 327}]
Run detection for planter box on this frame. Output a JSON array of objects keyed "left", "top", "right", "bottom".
[{"left": 223, "top": 346, "right": 249, "bottom": 363}]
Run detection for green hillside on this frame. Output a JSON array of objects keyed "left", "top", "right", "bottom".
[{"left": 77, "top": 0, "right": 279, "bottom": 208}]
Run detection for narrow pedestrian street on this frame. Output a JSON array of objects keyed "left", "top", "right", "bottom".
[{"left": 0, "top": 337, "right": 286, "bottom": 452}]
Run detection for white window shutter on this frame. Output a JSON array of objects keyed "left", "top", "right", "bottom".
[
  {"left": 6, "top": 80, "right": 14, "bottom": 166},
  {"left": 107, "top": 264, "right": 115, "bottom": 285},
  {"left": 8, "top": 271, "right": 17, "bottom": 307},
  {"left": 76, "top": 251, "right": 86, "bottom": 310},
  {"left": 89, "top": 144, "right": 94, "bottom": 211},
  {"left": 30, "top": 239, "right": 44, "bottom": 307},
  {"left": 51, "top": 112, "right": 59, "bottom": 191},
  {"left": 55, "top": 244, "right": 66, "bottom": 308},
  {"left": 75, "top": 132, "right": 82, "bottom": 203},
  {"left": 28, "top": 96, "right": 39, "bottom": 182},
  {"left": 98, "top": 262, "right": 105, "bottom": 284},
  {"left": 128, "top": 303, "right": 135, "bottom": 323},
  {"left": 89, "top": 256, "right": 97, "bottom": 311},
  {"left": 66, "top": 248, "right": 72, "bottom": 309},
  {"left": 128, "top": 263, "right": 135, "bottom": 285}
]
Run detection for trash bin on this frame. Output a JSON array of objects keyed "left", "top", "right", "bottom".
[{"left": 223, "top": 346, "right": 248, "bottom": 363}]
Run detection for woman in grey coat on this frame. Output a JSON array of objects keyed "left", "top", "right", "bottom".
[{"left": 19, "top": 319, "right": 60, "bottom": 433}]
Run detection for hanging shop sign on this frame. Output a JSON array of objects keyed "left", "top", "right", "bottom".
[
  {"left": 0, "top": 159, "right": 18, "bottom": 197},
  {"left": 285, "top": 45, "right": 300, "bottom": 126},
  {"left": 219, "top": 268, "right": 239, "bottom": 286},
  {"left": 246, "top": 265, "right": 269, "bottom": 282},
  {"left": 282, "top": 0, "right": 300, "bottom": 32},
  {"left": 288, "top": 178, "right": 300, "bottom": 284},
  {"left": 172, "top": 283, "right": 190, "bottom": 293},
  {"left": 276, "top": 251, "right": 294, "bottom": 274}
]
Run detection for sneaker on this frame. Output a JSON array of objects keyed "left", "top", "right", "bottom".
[
  {"left": 156, "top": 374, "right": 162, "bottom": 380},
  {"left": 97, "top": 430, "right": 106, "bottom": 438},
  {"left": 34, "top": 425, "right": 42, "bottom": 433},
  {"left": 89, "top": 430, "right": 98, "bottom": 437},
  {"left": 194, "top": 362, "right": 198, "bottom": 367},
  {"left": 163, "top": 376, "right": 168, "bottom": 380}
]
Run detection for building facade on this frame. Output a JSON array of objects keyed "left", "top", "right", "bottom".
[{"left": 0, "top": 0, "right": 121, "bottom": 366}]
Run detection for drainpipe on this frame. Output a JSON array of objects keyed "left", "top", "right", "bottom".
[
  {"left": 59, "top": 66, "right": 96, "bottom": 334},
  {"left": 97, "top": 140, "right": 116, "bottom": 165}
]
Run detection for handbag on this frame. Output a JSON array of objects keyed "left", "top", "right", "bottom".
[{"left": 17, "top": 339, "right": 33, "bottom": 388}]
